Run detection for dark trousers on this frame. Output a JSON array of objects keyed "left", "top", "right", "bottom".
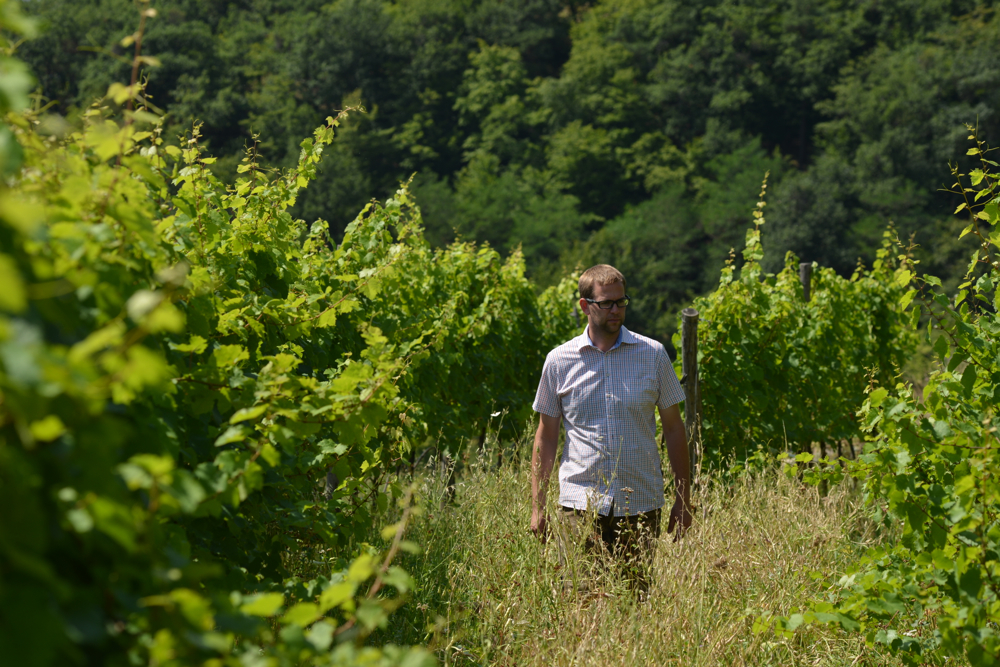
[{"left": 554, "top": 502, "right": 660, "bottom": 594}]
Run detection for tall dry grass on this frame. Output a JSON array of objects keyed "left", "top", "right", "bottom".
[{"left": 372, "top": 449, "right": 908, "bottom": 667}]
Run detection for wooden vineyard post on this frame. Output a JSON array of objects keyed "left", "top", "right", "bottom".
[
  {"left": 799, "top": 262, "right": 812, "bottom": 302},
  {"left": 681, "top": 307, "right": 701, "bottom": 483}
]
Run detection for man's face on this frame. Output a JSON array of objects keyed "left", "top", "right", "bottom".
[{"left": 581, "top": 281, "right": 626, "bottom": 337}]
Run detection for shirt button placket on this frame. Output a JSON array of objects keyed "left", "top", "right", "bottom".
[
  {"left": 603, "top": 356, "right": 610, "bottom": 514},
  {"left": 595, "top": 354, "right": 603, "bottom": 510}
]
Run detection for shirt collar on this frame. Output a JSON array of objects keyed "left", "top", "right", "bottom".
[{"left": 577, "top": 325, "right": 636, "bottom": 351}]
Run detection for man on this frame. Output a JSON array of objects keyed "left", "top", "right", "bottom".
[{"left": 530, "top": 264, "right": 692, "bottom": 589}]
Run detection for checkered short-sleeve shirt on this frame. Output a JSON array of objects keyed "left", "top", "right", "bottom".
[{"left": 533, "top": 325, "right": 685, "bottom": 517}]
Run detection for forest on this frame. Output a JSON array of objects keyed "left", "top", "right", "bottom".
[
  {"left": 19, "top": 0, "right": 1000, "bottom": 340},
  {"left": 4, "top": 0, "right": 1000, "bottom": 665}
]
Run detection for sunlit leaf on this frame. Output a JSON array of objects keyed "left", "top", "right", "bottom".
[{"left": 241, "top": 592, "right": 284, "bottom": 617}]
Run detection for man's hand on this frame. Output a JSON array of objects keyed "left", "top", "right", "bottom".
[
  {"left": 530, "top": 506, "right": 547, "bottom": 543},
  {"left": 531, "top": 412, "right": 560, "bottom": 543},
  {"left": 666, "top": 496, "right": 693, "bottom": 540}
]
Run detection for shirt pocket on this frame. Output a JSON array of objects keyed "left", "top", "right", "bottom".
[
  {"left": 623, "top": 374, "right": 657, "bottom": 416},
  {"left": 562, "top": 372, "right": 601, "bottom": 424}
]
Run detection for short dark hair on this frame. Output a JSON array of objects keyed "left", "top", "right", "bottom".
[{"left": 578, "top": 265, "right": 626, "bottom": 300}]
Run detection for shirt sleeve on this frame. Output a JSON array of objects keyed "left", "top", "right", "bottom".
[
  {"left": 532, "top": 352, "right": 562, "bottom": 418},
  {"left": 655, "top": 345, "right": 686, "bottom": 410}
]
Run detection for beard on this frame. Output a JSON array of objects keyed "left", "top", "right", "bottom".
[{"left": 596, "top": 316, "right": 623, "bottom": 335}]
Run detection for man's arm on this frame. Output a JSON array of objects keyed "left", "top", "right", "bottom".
[
  {"left": 659, "top": 404, "right": 692, "bottom": 538},
  {"left": 530, "top": 412, "right": 561, "bottom": 541}
]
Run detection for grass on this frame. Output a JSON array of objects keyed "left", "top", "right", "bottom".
[{"left": 368, "top": 445, "right": 910, "bottom": 667}]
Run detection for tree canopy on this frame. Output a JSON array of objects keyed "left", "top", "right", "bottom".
[{"left": 19, "top": 0, "right": 1000, "bottom": 341}]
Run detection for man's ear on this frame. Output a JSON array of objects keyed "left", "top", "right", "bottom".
[{"left": 578, "top": 297, "right": 590, "bottom": 316}]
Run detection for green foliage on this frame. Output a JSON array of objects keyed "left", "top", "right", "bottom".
[
  {"left": 18, "top": 0, "right": 999, "bottom": 314},
  {"left": 682, "top": 175, "right": 914, "bottom": 461},
  {"left": 0, "top": 16, "right": 578, "bottom": 664},
  {"left": 580, "top": 138, "right": 790, "bottom": 345},
  {"left": 0, "top": 0, "right": 35, "bottom": 175},
  {"left": 10, "top": 1, "right": 1000, "bottom": 663},
  {"left": 766, "top": 7, "right": 1000, "bottom": 280},
  {"left": 18, "top": 0, "right": 573, "bottom": 238},
  {"left": 777, "top": 127, "right": 1000, "bottom": 666}
]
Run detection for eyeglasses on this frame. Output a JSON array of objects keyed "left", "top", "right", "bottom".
[{"left": 584, "top": 295, "right": 630, "bottom": 310}]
